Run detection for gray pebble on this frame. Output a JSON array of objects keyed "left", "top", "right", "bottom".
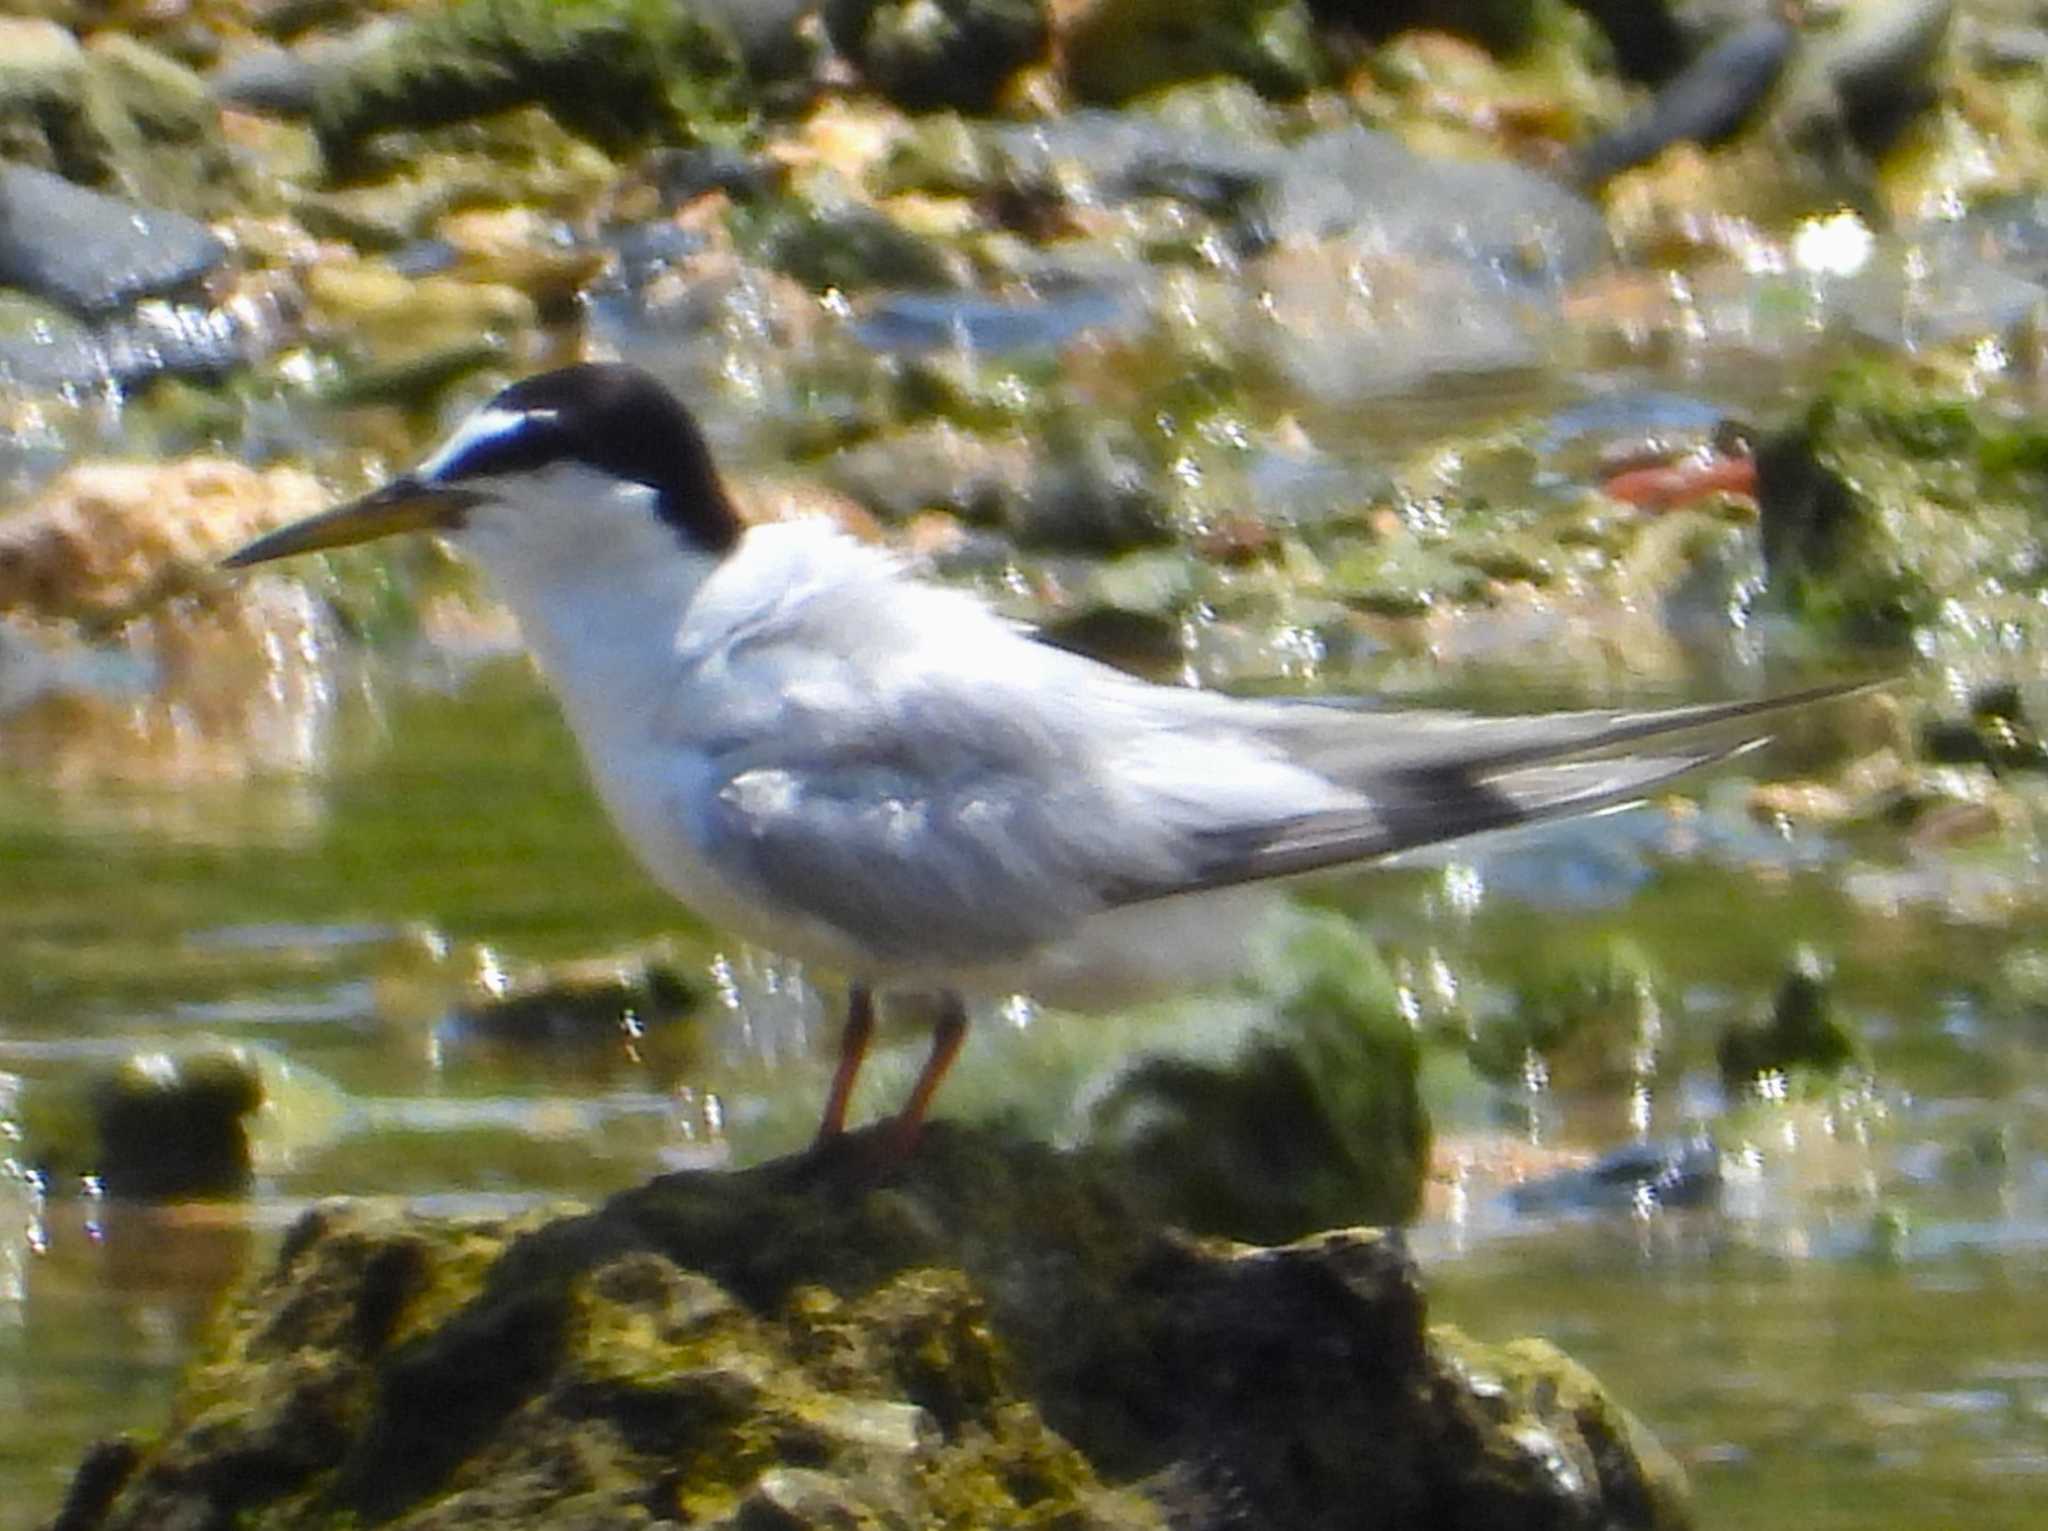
[{"left": 0, "top": 163, "right": 225, "bottom": 315}]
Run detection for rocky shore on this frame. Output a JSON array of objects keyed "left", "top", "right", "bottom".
[{"left": 44, "top": 1125, "right": 1687, "bottom": 1531}]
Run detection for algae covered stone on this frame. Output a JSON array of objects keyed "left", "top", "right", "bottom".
[
  {"left": 19, "top": 1043, "right": 264, "bottom": 1199},
  {"left": 45, "top": 1125, "right": 1691, "bottom": 1530},
  {"left": 1093, "top": 911, "right": 1430, "bottom": 1242},
  {"left": 826, "top": 0, "right": 1051, "bottom": 112},
  {"left": 1716, "top": 947, "right": 1860, "bottom": 1091},
  {"left": 1752, "top": 360, "right": 2048, "bottom": 646},
  {"left": 1065, "top": 0, "right": 1326, "bottom": 106},
  {"left": 309, "top": 0, "right": 749, "bottom": 166}
]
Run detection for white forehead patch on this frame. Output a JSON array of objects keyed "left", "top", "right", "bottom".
[{"left": 417, "top": 405, "right": 558, "bottom": 480}]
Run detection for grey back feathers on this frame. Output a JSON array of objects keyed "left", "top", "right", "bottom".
[{"left": 430, "top": 364, "right": 743, "bottom": 554}]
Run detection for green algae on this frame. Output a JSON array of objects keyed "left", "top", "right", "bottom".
[
  {"left": 0, "top": 21, "right": 246, "bottom": 217},
  {"left": 18, "top": 1042, "right": 265, "bottom": 1199},
  {"left": 55, "top": 1128, "right": 1688, "bottom": 1529},
  {"left": 309, "top": 0, "right": 749, "bottom": 169},
  {"left": 1471, "top": 937, "right": 1666, "bottom": 1092},
  {"left": 1755, "top": 359, "right": 2048, "bottom": 649},
  {"left": 739, "top": 198, "right": 962, "bottom": 292},
  {"left": 1431, "top": 1324, "right": 1691, "bottom": 1531},
  {"left": 1065, "top": 0, "right": 1326, "bottom": 107},
  {"left": 825, "top": 0, "right": 1050, "bottom": 113},
  {"left": 1716, "top": 947, "right": 1861, "bottom": 1092}
]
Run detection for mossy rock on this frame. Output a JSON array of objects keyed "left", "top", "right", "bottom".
[
  {"left": 1753, "top": 360, "right": 2048, "bottom": 648},
  {"left": 1065, "top": 0, "right": 1326, "bottom": 106},
  {"left": 445, "top": 947, "right": 702, "bottom": 1050},
  {"left": 1308, "top": 0, "right": 1546, "bottom": 55},
  {"left": 740, "top": 198, "right": 961, "bottom": 292},
  {"left": 0, "top": 21, "right": 242, "bottom": 217},
  {"left": 18, "top": 1043, "right": 265, "bottom": 1200},
  {"left": 1093, "top": 913, "right": 1429, "bottom": 1242},
  {"left": 1471, "top": 937, "right": 1666, "bottom": 1092},
  {"left": 1716, "top": 948, "right": 1860, "bottom": 1091},
  {"left": 309, "top": 0, "right": 749, "bottom": 170},
  {"left": 825, "top": 0, "right": 1051, "bottom": 113},
  {"left": 46, "top": 1126, "right": 1691, "bottom": 1529}
]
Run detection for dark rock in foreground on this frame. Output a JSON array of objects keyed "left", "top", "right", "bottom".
[{"left": 47, "top": 1126, "right": 1690, "bottom": 1530}]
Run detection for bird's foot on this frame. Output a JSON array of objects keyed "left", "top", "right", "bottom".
[{"left": 803, "top": 1111, "right": 929, "bottom": 1180}]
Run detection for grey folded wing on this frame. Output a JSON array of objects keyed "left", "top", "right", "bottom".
[
  {"left": 689, "top": 667, "right": 1291, "bottom": 969},
  {"left": 694, "top": 664, "right": 1863, "bottom": 963}
]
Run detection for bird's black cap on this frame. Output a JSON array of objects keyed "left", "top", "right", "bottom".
[{"left": 434, "top": 363, "right": 744, "bottom": 555}]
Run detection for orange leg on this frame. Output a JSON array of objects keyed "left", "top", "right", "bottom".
[
  {"left": 879, "top": 993, "right": 967, "bottom": 1161},
  {"left": 814, "top": 983, "right": 875, "bottom": 1147}
]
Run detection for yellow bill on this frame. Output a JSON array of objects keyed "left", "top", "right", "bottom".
[{"left": 221, "top": 477, "right": 483, "bottom": 568}]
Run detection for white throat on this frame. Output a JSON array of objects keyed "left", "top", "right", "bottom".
[{"left": 446, "top": 465, "right": 720, "bottom": 740}]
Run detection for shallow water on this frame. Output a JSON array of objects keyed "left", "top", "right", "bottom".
[
  {"left": 3, "top": 639, "right": 2047, "bottom": 1527},
  {"left": 11, "top": 71, "right": 2048, "bottom": 1518}
]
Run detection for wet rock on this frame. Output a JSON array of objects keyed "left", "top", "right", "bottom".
[
  {"left": 1012, "top": 428, "right": 1176, "bottom": 552},
  {"left": 47, "top": 1126, "right": 1691, "bottom": 1530},
  {"left": 1034, "top": 604, "right": 1184, "bottom": 669},
  {"left": 1065, "top": 0, "right": 1325, "bottom": 106},
  {"left": 1746, "top": 361, "right": 2048, "bottom": 645},
  {"left": 42, "top": 1440, "right": 141, "bottom": 1531},
  {"left": 19, "top": 1044, "right": 266, "bottom": 1200},
  {"left": 822, "top": 422, "right": 1035, "bottom": 524},
  {"left": 0, "top": 22, "right": 238, "bottom": 215},
  {"left": 1308, "top": 0, "right": 1545, "bottom": 56},
  {"left": 1775, "top": 0, "right": 1954, "bottom": 169},
  {"left": 1243, "top": 242, "right": 1548, "bottom": 405},
  {"left": 1813, "top": 0, "right": 1954, "bottom": 147},
  {"left": 1918, "top": 685, "right": 2048, "bottom": 773},
  {"left": 1258, "top": 125, "right": 1606, "bottom": 286},
  {"left": 0, "top": 19, "right": 98, "bottom": 181},
  {"left": 211, "top": 41, "right": 327, "bottom": 117},
  {"left": 1571, "top": 19, "right": 1793, "bottom": 186},
  {"left": 1826, "top": 230, "right": 2046, "bottom": 352},
  {"left": 825, "top": 0, "right": 1050, "bottom": 112},
  {"left": 851, "top": 283, "right": 1139, "bottom": 355},
  {"left": 1568, "top": 0, "right": 1692, "bottom": 82},
  {"left": 0, "top": 293, "right": 260, "bottom": 393},
  {"left": 213, "top": 22, "right": 404, "bottom": 120},
  {"left": 1092, "top": 914, "right": 1430, "bottom": 1242},
  {"left": 0, "top": 457, "right": 327, "bottom": 628},
  {"left": 84, "top": 33, "right": 216, "bottom": 148},
  {"left": 694, "top": 0, "right": 819, "bottom": 79},
  {"left": 746, "top": 198, "right": 961, "bottom": 291},
  {"left": 1716, "top": 948, "right": 1859, "bottom": 1090},
  {"left": 445, "top": 948, "right": 702, "bottom": 1051},
  {"left": 1507, "top": 1133, "right": 1721, "bottom": 1216},
  {"left": 0, "top": 163, "right": 226, "bottom": 315},
  {"left": 0, "top": 574, "right": 341, "bottom": 792},
  {"left": 988, "top": 107, "right": 1281, "bottom": 215},
  {"left": 292, "top": 171, "right": 464, "bottom": 249},
  {"left": 317, "top": 336, "right": 512, "bottom": 408},
  {"left": 308, "top": 0, "right": 749, "bottom": 168},
  {"left": 642, "top": 143, "right": 783, "bottom": 209},
  {"left": 1965, "top": 18, "right": 2048, "bottom": 74},
  {"left": 1471, "top": 939, "right": 1666, "bottom": 1092},
  {"left": 304, "top": 261, "right": 537, "bottom": 370},
  {"left": 433, "top": 205, "right": 606, "bottom": 309},
  {"left": 96, "top": 1048, "right": 266, "bottom": 1199}
]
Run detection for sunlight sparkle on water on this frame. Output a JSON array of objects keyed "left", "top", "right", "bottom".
[{"left": 1791, "top": 210, "right": 1876, "bottom": 278}]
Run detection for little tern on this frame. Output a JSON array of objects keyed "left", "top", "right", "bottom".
[{"left": 226, "top": 363, "right": 1850, "bottom": 1157}]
